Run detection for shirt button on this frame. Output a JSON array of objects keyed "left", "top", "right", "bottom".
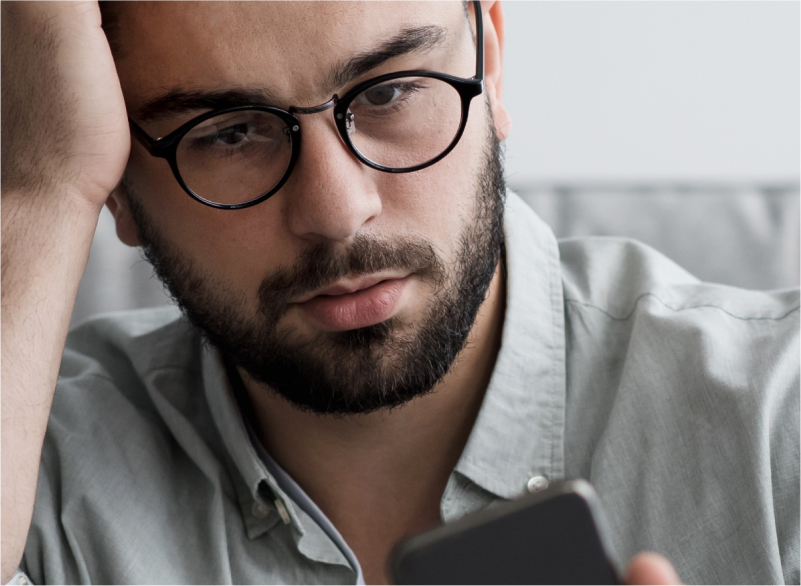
[
  {"left": 251, "top": 501, "right": 270, "bottom": 519},
  {"left": 526, "top": 475, "right": 549, "bottom": 494},
  {"left": 16, "top": 575, "right": 29, "bottom": 585}
]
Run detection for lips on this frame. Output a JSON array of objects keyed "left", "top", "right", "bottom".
[{"left": 293, "top": 277, "right": 408, "bottom": 331}]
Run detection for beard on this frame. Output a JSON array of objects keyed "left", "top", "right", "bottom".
[{"left": 127, "top": 121, "right": 506, "bottom": 415}]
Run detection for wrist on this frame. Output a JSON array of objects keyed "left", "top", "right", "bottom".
[{"left": 2, "top": 182, "right": 106, "bottom": 224}]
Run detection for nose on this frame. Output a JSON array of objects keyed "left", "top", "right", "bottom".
[{"left": 281, "top": 110, "right": 382, "bottom": 243}]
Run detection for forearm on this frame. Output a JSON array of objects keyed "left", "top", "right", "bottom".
[{"left": 1, "top": 190, "right": 102, "bottom": 582}]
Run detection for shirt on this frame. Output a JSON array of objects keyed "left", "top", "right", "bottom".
[{"left": 20, "top": 192, "right": 800, "bottom": 584}]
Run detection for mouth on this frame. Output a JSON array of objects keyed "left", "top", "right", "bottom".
[{"left": 291, "top": 275, "right": 410, "bottom": 332}]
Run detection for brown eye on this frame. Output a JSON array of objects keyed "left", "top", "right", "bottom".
[
  {"left": 215, "top": 123, "right": 252, "bottom": 145},
  {"left": 362, "top": 84, "right": 400, "bottom": 106}
]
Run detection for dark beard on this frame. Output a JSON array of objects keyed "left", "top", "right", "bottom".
[{"left": 127, "top": 128, "right": 506, "bottom": 415}]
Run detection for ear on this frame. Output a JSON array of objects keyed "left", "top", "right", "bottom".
[
  {"left": 105, "top": 180, "right": 141, "bottom": 247},
  {"left": 480, "top": 0, "right": 511, "bottom": 141}
]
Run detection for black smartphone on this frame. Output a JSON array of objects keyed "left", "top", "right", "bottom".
[{"left": 389, "top": 479, "right": 621, "bottom": 585}]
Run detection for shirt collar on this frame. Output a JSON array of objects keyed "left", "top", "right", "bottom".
[
  {"left": 452, "top": 190, "right": 567, "bottom": 499},
  {"left": 202, "top": 348, "right": 295, "bottom": 538},
  {"left": 203, "top": 349, "right": 354, "bottom": 571}
]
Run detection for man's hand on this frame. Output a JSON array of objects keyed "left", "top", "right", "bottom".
[
  {"left": 1, "top": 2, "right": 129, "bottom": 581},
  {"left": 2, "top": 1, "right": 129, "bottom": 204},
  {"left": 626, "top": 552, "right": 683, "bottom": 585}
]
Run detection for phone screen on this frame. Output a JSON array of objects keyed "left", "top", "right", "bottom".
[{"left": 390, "top": 479, "right": 620, "bottom": 585}]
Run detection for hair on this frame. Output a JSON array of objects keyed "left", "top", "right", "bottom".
[{"left": 98, "top": 1, "right": 125, "bottom": 57}]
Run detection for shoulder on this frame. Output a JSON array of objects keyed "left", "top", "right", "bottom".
[
  {"left": 24, "top": 307, "right": 230, "bottom": 583},
  {"left": 559, "top": 237, "right": 799, "bottom": 584},
  {"left": 560, "top": 235, "right": 799, "bottom": 409},
  {"left": 47, "top": 304, "right": 208, "bottom": 470},
  {"left": 59, "top": 302, "right": 199, "bottom": 399},
  {"left": 559, "top": 236, "right": 798, "bottom": 411},
  {"left": 559, "top": 235, "right": 798, "bottom": 335},
  {"left": 53, "top": 306, "right": 205, "bottom": 436},
  {"left": 62, "top": 305, "right": 195, "bottom": 375}
]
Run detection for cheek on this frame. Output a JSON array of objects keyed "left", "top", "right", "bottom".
[
  {"left": 373, "top": 99, "right": 489, "bottom": 256},
  {"left": 125, "top": 147, "right": 296, "bottom": 304}
]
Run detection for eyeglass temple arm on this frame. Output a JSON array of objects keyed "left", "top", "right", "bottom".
[
  {"left": 472, "top": 0, "right": 484, "bottom": 82},
  {"left": 128, "top": 118, "right": 159, "bottom": 155}
]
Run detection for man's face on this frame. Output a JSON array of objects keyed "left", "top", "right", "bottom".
[{"left": 110, "top": 2, "right": 510, "bottom": 414}]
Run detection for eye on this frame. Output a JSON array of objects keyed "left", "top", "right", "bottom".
[
  {"left": 182, "top": 112, "right": 291, "bottom": 158},
  {"left": 212, "top": 122, "right": 253, "bottom": 145},
  {"left": 353, "top": 80, "right": 424, "bottom": 111},
  {"left": 362, "top": 84, "right": 402, "bottom": 106}
]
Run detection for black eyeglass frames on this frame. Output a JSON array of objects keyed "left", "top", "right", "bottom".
[{"left": 128, "top": 1, "right": 485, "bottom": 210}]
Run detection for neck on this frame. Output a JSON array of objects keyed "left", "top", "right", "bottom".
[{"left": 240, "top": 262, "right": 505, "bottom": 583}]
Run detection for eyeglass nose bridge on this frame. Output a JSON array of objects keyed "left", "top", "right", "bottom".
[
  {"left": 289, "top": 95, "right": 339, "bottom": 115},
  {"left": 288, "top": 94, "right": 355, "bottom": 137}
]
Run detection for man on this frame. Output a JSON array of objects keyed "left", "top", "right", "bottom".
[{"left": 2, "top": 1, "right": 797, "bottom": 584}]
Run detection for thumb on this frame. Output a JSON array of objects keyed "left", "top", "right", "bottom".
[{"left": 626, "top": 552, "right": 682, "bottom": 585}]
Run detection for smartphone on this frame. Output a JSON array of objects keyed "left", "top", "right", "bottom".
[{"left": 389, "top": 479, "right": 621, "bottom": 585}]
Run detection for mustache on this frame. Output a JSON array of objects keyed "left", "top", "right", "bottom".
[{"left": 257, "top": 234, "right": 446, "bottom": 320}]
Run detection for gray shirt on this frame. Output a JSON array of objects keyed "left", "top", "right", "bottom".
[{"left": 21, "top": 192, "right": 799, "bottom": 584}]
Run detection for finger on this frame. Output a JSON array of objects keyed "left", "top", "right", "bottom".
[{"left": 625, "top": 551, "right": 682, "bottom": 585}]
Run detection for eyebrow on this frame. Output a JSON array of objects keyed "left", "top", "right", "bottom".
[
  {"left": 328, "top": 25, "right": 446, "bottom": 89},
  {"left": 133, "top": 24, "right": 447, "bottom": 123},
  {"left": 135, "top": 87, "right": 280, "bottom": 123}
]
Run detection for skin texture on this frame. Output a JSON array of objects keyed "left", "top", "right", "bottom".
[
  {"left": 1, "top": 2, "right": 681, "bottom": 583},
  {"left": 627, "top": 552, "right": 683, "bottom": 585},
  {"left": 1, "top": 2, "right": 129, "bottom": 581}
]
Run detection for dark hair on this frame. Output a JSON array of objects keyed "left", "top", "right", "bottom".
[{"left": 98, "top": 1, "right": 123, "bottom": 57}]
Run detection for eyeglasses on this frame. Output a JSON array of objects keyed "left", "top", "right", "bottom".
[{"left": 128, "top": 1, "right": 484, "bottom": 210}]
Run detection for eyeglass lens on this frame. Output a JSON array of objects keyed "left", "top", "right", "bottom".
[
  {"left": 174, "top": 76, "right": 463, "bottom": 206},
  {"left": 176, "top": 110, "right": 292, "bottom": 206},
  {"left": 346, "top": 76, "right": 462, "bottom": 170}
]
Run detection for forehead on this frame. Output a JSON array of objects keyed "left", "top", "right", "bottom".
[{"left": 113, "top": 2, "right": 467, "bottom": 111}]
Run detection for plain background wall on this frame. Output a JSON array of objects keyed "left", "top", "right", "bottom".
[{"left": 501, "top": 1, "right": 800, "bottom": 184}]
